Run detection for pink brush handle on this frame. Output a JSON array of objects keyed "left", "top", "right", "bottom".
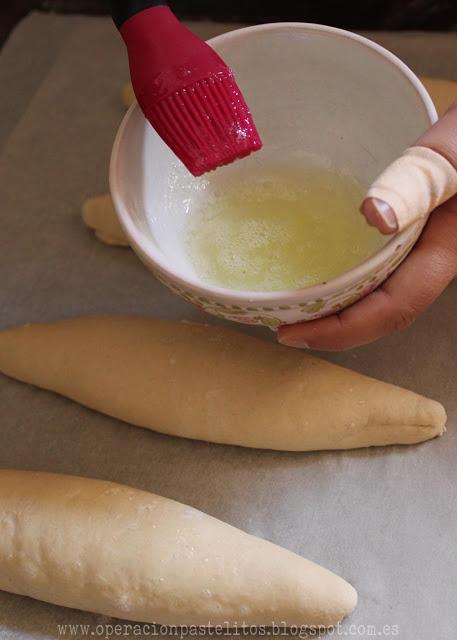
[
  {"left": 119, "top": 6, "right": 229, "bottom": 114},
  {"left": 113, "top": 2, "right": 262, "bottom": 175}
]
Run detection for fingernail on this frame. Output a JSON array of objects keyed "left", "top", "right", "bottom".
[
  {"left": 360, "top": 197, "right": 399, "bottom": 234},
  {"left": 278, "top": 333, "right": 310, "bottom": 349}
]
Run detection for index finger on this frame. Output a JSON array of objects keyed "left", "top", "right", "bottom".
[{"left": 361, "top": 102, "right": 457, "bottom": 234}]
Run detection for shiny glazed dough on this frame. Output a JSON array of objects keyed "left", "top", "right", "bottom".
[{"left": 0, "top": 470, "right": 357, "bottom": 626}]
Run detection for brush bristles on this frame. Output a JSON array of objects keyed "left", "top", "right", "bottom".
[{"left": 149, "top": 72, "right": 262, "bottom": 176}]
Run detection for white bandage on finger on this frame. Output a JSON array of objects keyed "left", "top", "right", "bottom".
[{"left": 366, "top": 146, "right": 457, "bottom": 232}]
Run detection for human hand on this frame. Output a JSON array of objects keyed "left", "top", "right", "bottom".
[{"left": 278, "top": 103, "right": 457, "bottom": 351}]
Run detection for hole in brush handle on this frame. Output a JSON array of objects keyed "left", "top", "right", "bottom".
[{"left": 110, "top": 0, "right": 168, "bottom": 29}]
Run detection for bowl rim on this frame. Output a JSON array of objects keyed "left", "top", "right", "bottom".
[{"left": 110, "top": 21, "right": 437, "bottom": 304}]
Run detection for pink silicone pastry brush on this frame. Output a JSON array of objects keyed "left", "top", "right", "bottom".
[{"left": 111, "top": 1, "right": 262, "bottom": 176}]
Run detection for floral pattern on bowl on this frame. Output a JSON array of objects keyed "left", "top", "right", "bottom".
[{"left": 151, "top": 230, "right": 419, "bottom": 329}]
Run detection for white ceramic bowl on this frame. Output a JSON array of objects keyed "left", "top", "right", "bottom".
[{"left": 110, "top": 23, "right": 436, "bottom": 329}]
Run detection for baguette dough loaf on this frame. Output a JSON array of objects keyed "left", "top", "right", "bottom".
[
  {"left": 0, "top": 316, "right": 446, "bottom": 451},
  {"left": 0, "top": 470, "right": 357, "bottom": 626},
  {"left": 82, "top": 193, "right": 130, "bottom": 246},
  {"left": 121, "top": 81, "right": 135, "bottom": 109},
  {"left": 420, "top": 76, "right": 457, "bottom": 117}
]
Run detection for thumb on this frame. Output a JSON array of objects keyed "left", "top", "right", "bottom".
[{"left": 361, "top": 102, "right": 457, "bottom": 234}]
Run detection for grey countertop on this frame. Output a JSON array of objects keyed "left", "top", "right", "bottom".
[{"left": 0, "top": 13, "right": 456, "bottom": 639}]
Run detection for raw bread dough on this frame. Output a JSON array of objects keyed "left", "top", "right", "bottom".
[
  {"left": 122, "top": 81, "right": 135, "bottom": 109},
  {"left": 82, "top": 193, "right": 130, "bottom": 246},
  {"left": 420, "top": 76, "right": 457, "bottom": 117},
  {"left": 0, "top": 317, "right": 446, "bottom": 451},
  {"left": 0, "top": 469, "right": 357, "bottom": 626}
]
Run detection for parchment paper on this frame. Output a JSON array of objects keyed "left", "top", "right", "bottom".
[{"left": 0, "top": 13, "right": 456, "bottom": 639}]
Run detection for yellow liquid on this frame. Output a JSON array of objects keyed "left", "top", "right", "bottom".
[{"left": 186, "top": 167, "right": 385, "bottom": 292}]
